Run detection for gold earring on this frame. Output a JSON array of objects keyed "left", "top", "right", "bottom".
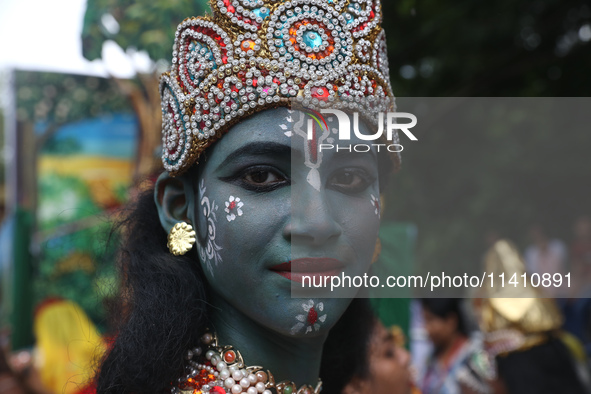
[
  {"left": 371, "top": 238, "right": 382, "bottom": 264},
  {"left": 167, "top": 222, "right": 196, "bottom": 256}
]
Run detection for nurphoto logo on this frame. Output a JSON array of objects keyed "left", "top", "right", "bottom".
[{"left": 304, "top": 108, "right": 418, "bottom": 153}]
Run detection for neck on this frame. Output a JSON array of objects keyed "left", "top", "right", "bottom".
[{"left": 209, "top": 293, "right": 326, "bottom": 388}]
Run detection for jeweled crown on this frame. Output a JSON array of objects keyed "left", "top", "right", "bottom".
[{"left": 160, "top": 0, "right": 395, "bottom": 175}]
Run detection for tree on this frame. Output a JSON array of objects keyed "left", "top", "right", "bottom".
[
  {"left": 82, "top": 0, "right": 210, "bottom": 180},
  {"left": 379, "top": 0, "right": 591, "bottom": 270}
]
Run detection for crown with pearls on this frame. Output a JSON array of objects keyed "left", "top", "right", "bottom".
[{"left": 160, "top": 0, "right": 395, "bottom": 175}]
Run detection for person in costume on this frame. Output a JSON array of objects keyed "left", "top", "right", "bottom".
[
  {"left": 459, "top": 240, "right": 590, "bottom": 394},
  {"left": 96, "top": 1, "right": 399, "bottom": 393}
]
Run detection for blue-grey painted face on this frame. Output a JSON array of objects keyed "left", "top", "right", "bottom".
[{"left": 188, "top": 107, "right": 380, "bottom": 337}]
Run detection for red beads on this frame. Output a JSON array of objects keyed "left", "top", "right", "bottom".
[
  {"left": 223, "top": 350, "right": 236, "bottom": 363},
  {"left": 307, "top": 307, "right": 318, "bottom": 325}
]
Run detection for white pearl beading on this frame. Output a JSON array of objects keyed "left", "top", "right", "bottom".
[
  {"left": 173, "top": 332, "right": 322, "bottom": 394},
  {"left": 160, "top": 0, "right": 396, "bottom": 175}
]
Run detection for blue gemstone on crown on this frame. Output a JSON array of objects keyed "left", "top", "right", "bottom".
[
  {"left": 303, "top": 31, "right": 322, "bottom": 49},
  {"left": 252, "top": 7, "right": 270, "bottom": 19}
]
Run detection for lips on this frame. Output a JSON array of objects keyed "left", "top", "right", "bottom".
[{"left": 270, "top": 258, "right": 345, "bottom": 283}]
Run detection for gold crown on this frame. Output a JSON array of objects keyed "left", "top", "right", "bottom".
[{"left": 160, "top": 0, "right": 395, "bottom": 175}]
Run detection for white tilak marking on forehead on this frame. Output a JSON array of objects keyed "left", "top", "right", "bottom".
[
  {"left": 279, "top": 123, "right": 292, "bottom": 138},
  {"left": 281, "top": 115, "right": 294, "bottom": 137},
  {"left": 293, "top": 111, "right": 330, "bottom": 191}
]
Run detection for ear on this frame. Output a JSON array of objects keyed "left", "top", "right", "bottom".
[{"left": 154, "top": 172, "right": 197, "bottom": 234}]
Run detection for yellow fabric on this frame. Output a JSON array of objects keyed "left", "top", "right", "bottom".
[
  {"left": 559, "top": 331, "right": 587, "bottom": 363},
  {"left": 33, "top": 300, "right": 105, "bottom": 394}
]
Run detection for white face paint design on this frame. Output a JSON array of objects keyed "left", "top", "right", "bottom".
[
  {"left": 293, "top": 111, "right": 331, "bottom": 191},
  {"left": 281, "top": 111, "right": 293, "bottom": 137},
  {"left": 197, "top": 179, "right": 223, "bottom": 277},
  {"left": 290, "top": 300, "right": 328, "bottom": 335},
  {"left": 224, "top": 195, "right": 244, "bottom": 222},
  {"left": 371, "top": 194, "right": 380, "bottom": 218}
]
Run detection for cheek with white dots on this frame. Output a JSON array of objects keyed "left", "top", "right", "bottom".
[
  {"left": 225, "top": 195, "right": 244, "bottom": 222},
  {"left": 290, "top": 300, "right": 327, "bottom": 335}
]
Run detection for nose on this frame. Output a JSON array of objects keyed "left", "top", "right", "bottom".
[
  {"left": 284, "top": 183, "right": 342, "bottom": 246},
  {"left": 398, "top": 346, "right": 411, "bottom": 368}
]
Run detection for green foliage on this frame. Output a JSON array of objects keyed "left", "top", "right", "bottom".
[
  {"left": 33, "top": 222, "right": 119, "bottom": 331},
  {"left": 382, "top": 0, "right": 591, "bottom": 96},
  {"left": 14, "top": 71, "right": 132, "bottom": 126},
  {"left": 82, "top": 0, "right": 211, "bottom": 62},
  {"left": 37, "top": 173, "right": 101, "bottom": 231},
  {"left": 379, "top": 1, "right": 591, "bottom": 270}
]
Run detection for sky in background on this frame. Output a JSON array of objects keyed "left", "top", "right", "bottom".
[{"left": 0, "top": 0, "right": 150, "bottom": 77}]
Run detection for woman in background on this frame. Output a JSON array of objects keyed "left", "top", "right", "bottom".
[{"left": 420, "top": 298, "right": 477, "bottom": 394}]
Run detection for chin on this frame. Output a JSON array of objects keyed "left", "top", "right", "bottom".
[{"left": 278, "top": 297, "right": 353, "bottom": 338}]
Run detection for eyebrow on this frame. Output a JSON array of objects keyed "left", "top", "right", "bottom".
[{"left": 218, "top": 142, "right": 293, "bottom": 168}]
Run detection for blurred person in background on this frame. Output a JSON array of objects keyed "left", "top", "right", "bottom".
[
  {"left": 524, "top": 224, "right": 567, "bottom": 297},
  {"left": 420, "top": 298, "right": 479, "bottom": 394},
  {"left": 0, "top": 346, "right": 27, "bottom": 394},
  {"left": 570, "top": 215, "right": 591, "bottom": 296},
  {"left": 33, "top": 298, "right": 105, "bottom": 394},
  {"left": 342, "top": 319, "right": 419, "bottom": 394},
  {"left": 0, "top": 340, "right": 53, "bottom": 394},
  {"left": 560, "top": 215, "right": 591, "bottom": 350},
  {"left": 471, "top": 240, "right": 590, "bottom": 394}
]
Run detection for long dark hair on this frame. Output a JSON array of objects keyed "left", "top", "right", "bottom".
[
  {"left": 96, "top": 186, "right": 373, "bottom": 394},
  {"left": 97, "top": 188, "right": 208, "bottom": 393}
]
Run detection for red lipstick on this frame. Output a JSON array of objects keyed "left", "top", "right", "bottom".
[{"left": 270, "top": 258, "right": 345, "bottom": 283}]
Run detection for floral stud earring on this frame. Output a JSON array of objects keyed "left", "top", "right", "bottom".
[{"left": 167, "top": 222, "right": 196, "bottom": 256}]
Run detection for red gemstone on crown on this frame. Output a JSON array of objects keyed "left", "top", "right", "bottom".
[
  {"left": 307, "top": 307, "right": 318, "bottom": 325},
  {"left": 311, "top": 87, "right": 329, "bottom": 100}
]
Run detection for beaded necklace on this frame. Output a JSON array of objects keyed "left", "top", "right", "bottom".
[{"left": 172, "top": 331, "right": 322, "bottom": 394}]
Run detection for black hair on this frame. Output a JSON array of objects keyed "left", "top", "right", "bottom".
[
  {"left": 97, "top": 188, "right": 208, "bottom": 393},
  {"left": 420, "top": 298, "right": 469, "bottom": 336},
  {"left": 96, "top": 187, "right": 373, "bottom": 394},
  {"left": 496, "top": 337, "right": 587, "bottom": 394},
  {"left": 320, "top": 298, "right": 375, "bottom": 394}
]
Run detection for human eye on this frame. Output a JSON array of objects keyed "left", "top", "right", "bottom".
[
  {"left": 327, "top": 167, "right": 376, "bottom": 194},
  {"left": 384, "top": 344, "right": 397, "bottom": 359},
  {"left": 222, "top": 165, "right": 289, "bottom": 192}
]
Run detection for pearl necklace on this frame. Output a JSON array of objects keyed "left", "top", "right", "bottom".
[{"left": 172, "top": 331, "right": 322, "bottom": 394}]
